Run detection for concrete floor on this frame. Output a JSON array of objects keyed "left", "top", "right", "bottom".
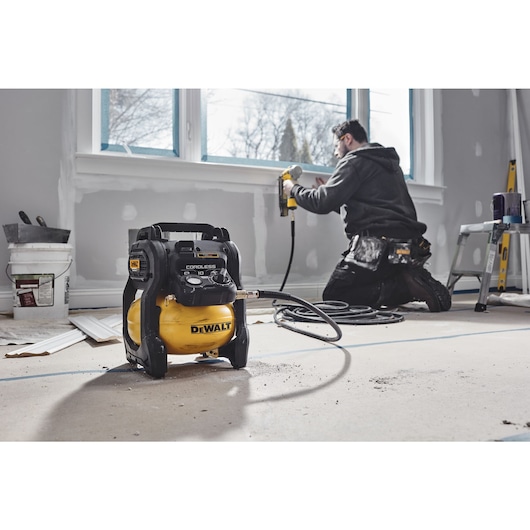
[{"left": 1, "top": 292, "right": 529, "bottom": 442}]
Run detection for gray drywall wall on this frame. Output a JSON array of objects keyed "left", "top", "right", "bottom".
[
  {"left": 0, "top": 89, "right": 65, "bottom": 291},
  {"left": 72, "top": 179, "right": 346, "bottom": 291},
  {"left": 440, "top": 89, "right": 516, "bottom": 276},
  {"left": 1, "top": 88, "right": 528, "bottom": 311}
]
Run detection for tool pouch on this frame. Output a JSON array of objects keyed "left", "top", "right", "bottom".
[
  {"left": 387, "top": 239, "right": 413, "bottom": 265},
  {"left": 386, "top": 237, "right": 432, "bottom": 266},
  {"left": 344, "top": 235, "right": 388, "bottom": 271}
]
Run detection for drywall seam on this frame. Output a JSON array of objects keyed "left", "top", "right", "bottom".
[{"left": 253, "top": 189, "right": 267, "bottom": 280}]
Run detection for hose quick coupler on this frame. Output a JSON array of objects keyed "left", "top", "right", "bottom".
[{"left": 235, "top": 290, "right": 261, "bottom": 300}]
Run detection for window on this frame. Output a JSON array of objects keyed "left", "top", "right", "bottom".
[
  {"left": 368, "top": 89, "right": 412, "bottom": 178},
  {"left": 202, "top": 89, "right": 350, "bottom": 172},
  {"left": 84, "top": 89, "right": 442, "bottom": 202},
  {"left": 100, "top": 89, "right": 179, "bottom": 156},
  {"left": 99, "top": 88, "right": 413, "bottom": 177}
]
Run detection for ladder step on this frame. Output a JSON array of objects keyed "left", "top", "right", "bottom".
[
  {"left": 447, "top": 269, "right": 483, "bottom": 293},
  {"left": 449, "top": 269, "right": 483, "bottom": 277}
]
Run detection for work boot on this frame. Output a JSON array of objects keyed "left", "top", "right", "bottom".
[
  {"left": 400, "top": 267, "right": 452, "bottom": 312},
  {"left": 376, "top": 277, "right": 415, "bottom": 308}
]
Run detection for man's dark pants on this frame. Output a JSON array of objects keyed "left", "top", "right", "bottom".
[{"left": 322, "top": 256, "right": 411, "bottom": 308}]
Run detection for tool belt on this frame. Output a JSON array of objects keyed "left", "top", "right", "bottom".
[{"left": 343, "top": 235, "right": 432, "bottom": 271}]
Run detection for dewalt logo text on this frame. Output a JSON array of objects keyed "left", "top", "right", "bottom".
[{"left": 191, "top": 322, "right": 232, "bottom": 334}]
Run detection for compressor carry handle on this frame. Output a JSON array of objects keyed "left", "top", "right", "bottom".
[{"left": 137, "top": 223, "right": 230, "bottom": 242}]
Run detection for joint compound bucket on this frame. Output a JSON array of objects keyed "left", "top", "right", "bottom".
[{"left": 7, "top": 243, "right": 73, "bottom": 320}]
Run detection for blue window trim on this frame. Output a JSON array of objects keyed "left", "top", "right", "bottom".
[
  {"left": 201, "top": 156, "right": 340, "bottom": 174},
  {"left": 98, "top": 89, "right": 413, "bottom": 179},
  {"left": 346, "top": 89, "right": 352, "bottom": 124},
  {"left": 200, "top": 89, "right": 352, "bottom": 174},
  {"left": 100, "top": 89, "right": 180, "bottom": 157}
]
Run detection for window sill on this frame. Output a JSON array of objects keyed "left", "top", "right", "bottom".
[
  {"left": 75, "top": 152, "right": 296, "bottom": 187},
  {"left": 75, "top": 153, "right": 444, "bottom": 203},
  {"left": 407, "top": 181, "right": 445, "bottom": 205}
]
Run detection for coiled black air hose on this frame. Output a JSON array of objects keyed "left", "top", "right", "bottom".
[
  {"left": 256, "top": 291, "right": 402, "bottom": 343},
  {"left": 275, "top": 300, "right": 404, "bottom": 325}
]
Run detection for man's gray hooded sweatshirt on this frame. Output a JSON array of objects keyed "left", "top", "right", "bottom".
[{"left": 290, "top": 143, "right": 427, "bottom": 241}]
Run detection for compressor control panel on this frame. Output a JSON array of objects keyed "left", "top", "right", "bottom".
[{"left": 170, "top": 240, "right": 237, "bottom": 306}]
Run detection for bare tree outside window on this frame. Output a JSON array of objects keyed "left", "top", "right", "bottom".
[
  {"left": 102, "top": 89, "right": 355, "bottom": 169},
  {"left": 279, "top": 118, "right": 300, "bottom": 162},
  {"left": 205, "top": 89, "right": 347, "bottom": 167},
  {"left": 101, "top": 89, "right": 410, "bottom": 176},
  {"left": 105, "top": 89, "right": 175, "bottom": 151}
]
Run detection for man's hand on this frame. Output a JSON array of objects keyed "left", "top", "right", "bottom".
[
  {"left": 283, "top": 179, "right": 295, "bottom": 196},
  {"left": 313, "top": 177, "right": 328, "bottom": 189}
]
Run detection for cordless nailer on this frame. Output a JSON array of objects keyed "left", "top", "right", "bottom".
[{"left": 278, "top": 165, "right": 302, "bottom": 216}]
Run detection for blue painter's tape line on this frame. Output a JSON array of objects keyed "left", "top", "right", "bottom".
[{"left": 3, "top": 326, "right": 530, "bottom": 383}]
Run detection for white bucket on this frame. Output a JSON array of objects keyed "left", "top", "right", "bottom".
[{"left": 7, "top": 243, "right": 73, "bottom": 320}]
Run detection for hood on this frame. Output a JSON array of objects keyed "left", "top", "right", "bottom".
[{"left": 348, "top": 143, "right": 401, "bottom": 172}]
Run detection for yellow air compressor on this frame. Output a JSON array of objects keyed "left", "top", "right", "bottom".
[
  {"left": 123, "top": 223, "right": 248, "bottom": 379},
  {"left": 127, "top": 294, "right": 235, "bottom": 355}
]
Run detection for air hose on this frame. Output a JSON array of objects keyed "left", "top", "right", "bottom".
[
  {"left": 274, "top": 300, "right": 404, "bottom": 325},
  {"left": 237, "top": 289, "right": 342, "bottom": 342},
  {"left": 278, "top": 212, "right": 296, "bottom": 292},
  {"left": 273, "top": 211, "right": 404, "bottom": 338}
]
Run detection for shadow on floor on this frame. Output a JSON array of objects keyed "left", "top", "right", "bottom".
[
  {"left": 35, "top": 345, "right": 352, "bottom": 441},
  {"left": 35, "top": 359, "right": 251, "bottom": 441}
]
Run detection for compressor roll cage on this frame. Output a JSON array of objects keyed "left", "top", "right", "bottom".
[{"left": 123, "top": 222, "right": 249, "bottom": 379}]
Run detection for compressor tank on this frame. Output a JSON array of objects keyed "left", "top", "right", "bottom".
[{"left": 127, "top": 295, "right": 235, "bottom": 355}]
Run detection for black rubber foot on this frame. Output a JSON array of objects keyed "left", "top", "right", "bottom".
[{"left": 475, "top": 303, "right": 487, "bottom": 312}]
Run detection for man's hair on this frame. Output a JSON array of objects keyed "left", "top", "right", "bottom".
[{"left": 332, "top": 119, "right": 368, "bottom": 143}]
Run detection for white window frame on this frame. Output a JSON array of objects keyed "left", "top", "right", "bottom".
[{"left": 75, "top": 89, "right": 444, "bottom": 204}]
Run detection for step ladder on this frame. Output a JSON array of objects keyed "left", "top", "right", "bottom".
[
  {"left": 446, "top": 224, "right": 488, "bottom": 295},
  {"left": 446, "top": 220, "right": 530, "bottom": 311},
  {"left": 447, "top": 160, "right": 518, "bottom": 296}
]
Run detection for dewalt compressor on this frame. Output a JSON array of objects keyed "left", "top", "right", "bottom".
[
  {"left": 123, "top": 221, "right": 343, "bottom": 379},
  {"left": 123, "top": 223, "right": 249, "bottom": 379}
]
